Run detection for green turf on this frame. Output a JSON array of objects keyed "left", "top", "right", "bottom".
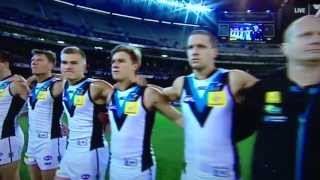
[{"left": 18, "top": 113, "right": 255, "bottom": 180}]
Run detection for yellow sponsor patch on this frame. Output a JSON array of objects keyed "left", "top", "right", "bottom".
[
  {"left": 37, "top": 91, "right": 48, "bottom": 100},
  {"left": 0, "top": 89, "right": 5, "bottom": 97},
  {"left": 265, "top": 91, "right": 282, "bottom": 103},
  {"left": 73, "top": 95, "right": 85, "bottom": 107},
  {"left": 207, "top": 91, "right": 226, "bottom": 107},
  {"left": 124, "top": 101, "right": 139, "bottom": 115}
]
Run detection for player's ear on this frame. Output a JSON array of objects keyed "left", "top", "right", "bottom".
[
  {"left": 132, "top": 62, "right": 140, "bottom": 72},
  {"left": 211, "top": 48, "right": 218, "bottom": 59}
]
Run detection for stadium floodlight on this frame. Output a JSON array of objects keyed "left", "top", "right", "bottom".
[
  {"left": 57, "top": 40, "right": 65, "bottom": 44},
  {"left": 161, "top": 54, "right": 168, "bottom": 58},
  {"left": 135, "top": 0, "right": 211, "bottom": 13},
  {"left": 186, "top": 3, "right": 211, "bottom": 13}
]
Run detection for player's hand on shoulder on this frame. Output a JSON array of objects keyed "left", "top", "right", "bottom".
[{"left": 11, "top": 77, "right": 29, "bottom": 100}]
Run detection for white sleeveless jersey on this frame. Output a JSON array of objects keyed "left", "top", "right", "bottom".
[
  {"left": 0, "top": 75, "right": 25, "bottom": 139},
  {"left": 63, "top": 78, "right": 106, "bottom": 150},
  {"left": 180, "top": 69, "right": 236, "bottom": 166},
  {"left": 108, "top": 85, "right": 155, "bottom": 171},
  {"left": 28, "top": 77, "right": 63, "bottom": 140}
]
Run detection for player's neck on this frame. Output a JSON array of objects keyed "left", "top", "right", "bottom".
[
  {"left": 36, "top": 72, "right": 52, "bottom": 83},
  {"left": 117, "top": 78, "right": 135, "bottom": 91},
  {"left": 68, "top": 75, "right": 85, "bottom": 85},
  {"left": 0, "top": 69, "right": 12, "bottom": 80},
  {"left": 288, "top": 62, "right": 320, "bottom": 87},
  {"left": 194, "top": 66, "right": 216, "bottom": 80}
]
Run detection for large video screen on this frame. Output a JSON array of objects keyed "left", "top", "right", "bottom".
[{"left": 229, "top": 23, "right": 264, "bottom": 41}]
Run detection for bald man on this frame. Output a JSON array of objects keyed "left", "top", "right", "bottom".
[{"left": 243, "top": 15, "right": 320, "bottom": 180}]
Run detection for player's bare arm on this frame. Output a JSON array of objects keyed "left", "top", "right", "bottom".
[
  {"left": 163, "top": 76, "right": 185, "bottom": 101},
  {"left": 144, "top": 86, "right": 183, "bottom": 127},
  {"left": 229, "top": 69, "right": 258, "bottom": 103},
  {"left": 90, "top": 79, "right": 113, "bottom": 105}
]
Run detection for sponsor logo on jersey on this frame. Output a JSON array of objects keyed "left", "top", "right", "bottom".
[
  {"left": 264, "top": 105, "right": 282, "bottom": 114},
  {"left": 124, "top": 158, "right": 138, "bottom": 167},
  {"left": 80, "top": 174, "right": 91, "bottom": 180},
  {"left": 43, "top": 155, "right": 53, "bottom": 161},
  {"left": 212, "top": 167, "right": 231, "bottom": 177},
  {"left": 208, "top": 91, "right": 226, "bottom": 107},
  {"left": 263, "top": 115, "right": 288, "bottom": 123},
  {"left": 265, "top": 91, "right": 282, "bottom": 104}
]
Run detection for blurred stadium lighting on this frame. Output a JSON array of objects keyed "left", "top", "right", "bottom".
[
  {"left": 94, "top": 46, "right": 103, "bottom": 50},
  {"left": 138, "top": 0, "right": 211, "bottom": 13},
  {"left": 53, "top": 0, "right": 74, "bottom": 6},
  {"left": 57, "top": 40, "right": 65, "bottom": 44}
]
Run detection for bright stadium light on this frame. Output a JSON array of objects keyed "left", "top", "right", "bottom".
[
  {"left": 135, "top": 0, "right": 211, "bottom": 13},
  {"left": 94, "top": 46, "right": 103, "bottom": 50}
]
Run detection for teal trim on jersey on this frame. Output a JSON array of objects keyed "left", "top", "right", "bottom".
[
  {"left": 63, "top": 79, "right": 91, "bottom": 117},
  {"left": 111, "top": 85, "right": 145, "bottom": 131},
  {"left": 114, "top": 86, "right": 140, "bottom": 118},
  {"left": 0, "top": 80, "right": 11, "bottom": 90},
  {"left": 187, "top": 69, "right": 224, "bottom": 113},
  {"left": 29, "top": 78, "right": 55, "bottom": 110}
]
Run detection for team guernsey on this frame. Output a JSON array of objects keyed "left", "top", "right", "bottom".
[
  {"left": 0, "top": 75, "right": 25, "bottom": 166},
  {"left": 25, "top": 77, "right": 67, "bottom": 170},
  {"left": 108, "top": 84, "right": 156, "bottom": 180},
  {"left": 180, "top": 69, "right": 238, "bottom": 180},
  {"left": 57, "top": 78, "right": 108, "bottom": 180},
  {"left": 243, "top": 69, "right": 320, "bottom": 180}
]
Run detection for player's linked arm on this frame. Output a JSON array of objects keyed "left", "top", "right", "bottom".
[
  {"left": 90, "top": 79, "right": 113, "bottom": 105},
  {"left": 144, "top": 87, "right": 183, "bottom": 127},
  {"left": 229, "top": 70, "right": 258, "bottom": 103},
  {"left": 163, "top": 76, "right": 184, "bottom": 102}
]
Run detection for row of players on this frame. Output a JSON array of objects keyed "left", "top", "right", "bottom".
[{"left": 0, "top": 15, "right": 319, "bottom": 180}]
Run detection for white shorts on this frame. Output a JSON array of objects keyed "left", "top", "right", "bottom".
[
  {"left": 110, "top": 156, "right": 156, "bottom": 180},
  {"left": 25, "top": 136, "right": 67, "bottom": 170},
  {"left": 56, "top": 141, "right": 109, "bottom": 180},
  {"left": 181, "top": 163, "right": 237, "bottom": 180},
  {"left": 0, "top": 128, "right": 24, "bottom": 166}
]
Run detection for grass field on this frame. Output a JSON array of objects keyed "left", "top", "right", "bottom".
[{"left": 18, "top": 113, "right": 255, "bottom": 180}]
